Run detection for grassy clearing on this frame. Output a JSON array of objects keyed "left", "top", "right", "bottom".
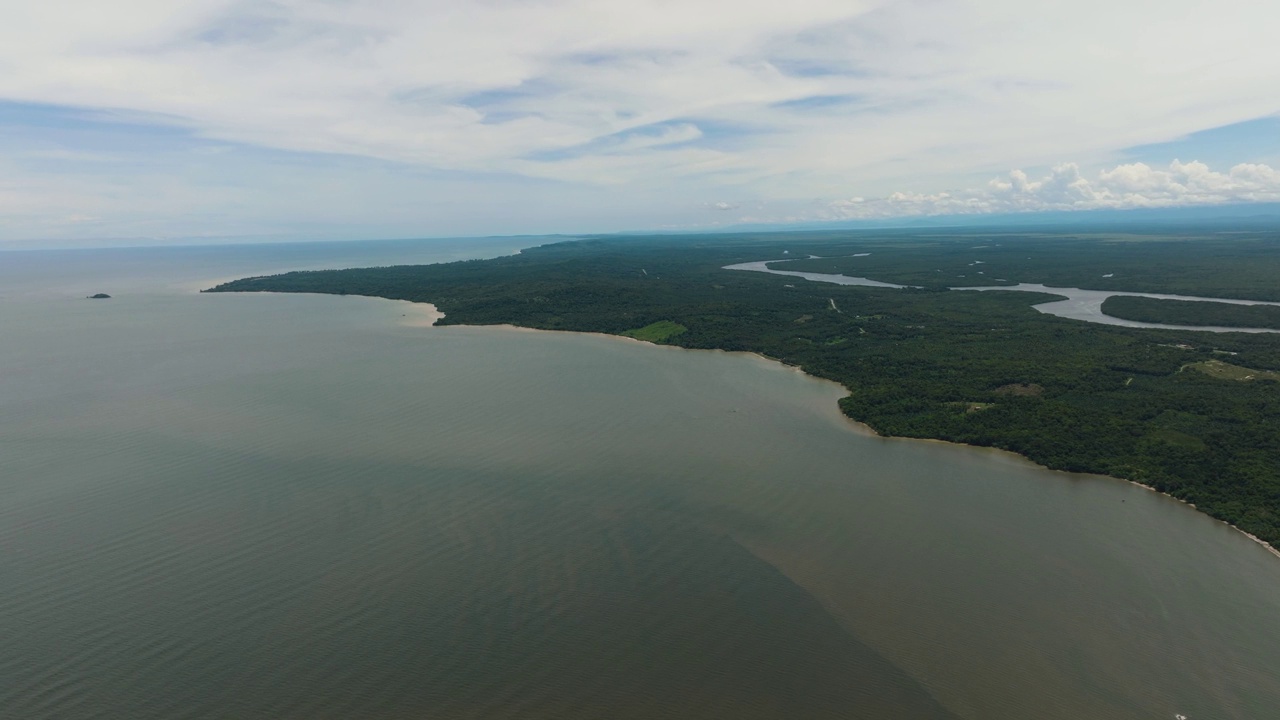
[
  {"left": 1188, "top": 360, "right": 1280, "bottom": 382},
  {"left": 1144, "top": 428, "right": 1207, "bottom": 451},
  {"left": 622, "top": 320, "right": 688, "bottom": 343}
]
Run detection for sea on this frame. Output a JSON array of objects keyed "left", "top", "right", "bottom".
[{"left": 2, "top": 238, "right": 1279, "bottom": 720}]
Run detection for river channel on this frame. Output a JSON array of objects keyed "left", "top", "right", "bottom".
[{"left": 726, "top": 259, "right": 1280, "bottom": 333}]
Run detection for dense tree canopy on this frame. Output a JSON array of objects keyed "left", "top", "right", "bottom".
[{"left": 1102, "top": 296, "right": 1280, "bottom": 330}]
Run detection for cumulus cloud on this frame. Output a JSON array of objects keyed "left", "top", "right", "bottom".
[{"left": 830, "top": 160, "right": 1280, "bottom": 218}]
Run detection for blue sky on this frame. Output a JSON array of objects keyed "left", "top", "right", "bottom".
[{"left": 1, "top": 0, "right": 1278, "bottom": 245}]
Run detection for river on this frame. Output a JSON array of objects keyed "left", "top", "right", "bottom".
[{"left": 726, "top": 259, "right": 1280, "bottom": 333}]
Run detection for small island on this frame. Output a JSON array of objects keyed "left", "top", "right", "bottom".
[
  {"left": 87, "top": 293, "right": 112, "bottom": 299},
  {"left": 1102, "top": 295, "right": 1280, "bottom": 330}
]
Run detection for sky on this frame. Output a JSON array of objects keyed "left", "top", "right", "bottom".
[{"left": 2, "top": 0, "right": 1279, "bottom": 245}]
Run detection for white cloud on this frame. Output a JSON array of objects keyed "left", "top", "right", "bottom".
[
  {"left": 830, "top": 160, "right": 1280, "bottom": 218},
  {"left": 2, "top": 1, "right": 1280, "bottom": 238},
  {"left": 4, "top": 2, "right": 1280, "bottom": 184}
]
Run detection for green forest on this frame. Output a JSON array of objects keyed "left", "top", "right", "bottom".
[
  {"left": 207, "top": 229, "right": 1280, "bottom": 547},
  {"left": 1102, "top": 296, "right": 1280, "bottom": 330}
]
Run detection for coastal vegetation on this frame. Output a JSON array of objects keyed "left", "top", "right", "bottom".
[
  {"left": 207, "top": 229, "right": 1280, "bottom": 547},
  {"left": 1102, "top": 296, "right": 1280, "bottom": 329}
]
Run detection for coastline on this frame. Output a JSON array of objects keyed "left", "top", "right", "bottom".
[{"left": 403, "top": 299, "right": 1280, "bottom": 562}]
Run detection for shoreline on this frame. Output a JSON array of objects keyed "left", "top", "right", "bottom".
[
  {"left": 395, "top": 300, "right": 447, "bottom": 327},
  {"left": 405, "top": 300, "right": 1280, "bottom": 562}
]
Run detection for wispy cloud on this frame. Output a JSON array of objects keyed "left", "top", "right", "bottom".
[{"left": 6, "top": 1, "right": 1279, "bottom": 180}]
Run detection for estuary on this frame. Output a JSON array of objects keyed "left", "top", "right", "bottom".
[{"left": 3, "top": 241, "right": 1280, "bottom": 719}]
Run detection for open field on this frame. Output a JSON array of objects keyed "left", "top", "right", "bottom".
[
  {"left": 1188, "top": 360, "right": 1280, "bottom": 382},
  {"left": 623, "top": 320, "right": 688, "bottom": 342}
]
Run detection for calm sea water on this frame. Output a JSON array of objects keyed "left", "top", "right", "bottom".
[{"left": 3, "top": 240, "right": 1280, "bottom": 720}]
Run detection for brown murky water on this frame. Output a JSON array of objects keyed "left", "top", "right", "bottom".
[{"left": 3, "top": 243, "right": 1279, "bottom": 719}]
